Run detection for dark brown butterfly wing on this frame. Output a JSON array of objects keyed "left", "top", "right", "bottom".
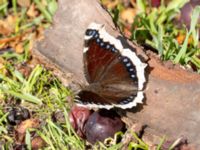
[
  {"left": 76, "top": 23, "right": 146, "bottom": 109},
  {"left": 83, "top": 39, "right": 120, "bottom": 83}
]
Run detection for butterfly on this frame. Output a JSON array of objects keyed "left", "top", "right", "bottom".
[{"left": 75, "top": 23, "right": 147, "bottom": 109}]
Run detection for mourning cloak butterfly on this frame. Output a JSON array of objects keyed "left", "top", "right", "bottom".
[{"left": 75, "top": 23, "right": 147, "bottom": 109}]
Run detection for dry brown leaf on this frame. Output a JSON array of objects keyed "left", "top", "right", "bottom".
[
  {"left": 36, "top": 26, "right": 45, "bottom": 41},
  {"left": 0, "top": 38, "right": 21, "bottom": 51},
  {"left": 15, "top": 43, "right": 24, "bottom": 54},
  {"left": 15, "top": 118, "right": 40, "bottom": 143},
  {"left": 0, "top": 36, "right": 21, "bottom": 45},
  {"left": 102, "top": 0, "right": 119, "bottom": 9},
  {"left": 0, "top": 43, "right": 8, "bottom": 49},
  {"left": 9, "top": 37, "right": 21, "bottom": 50},
  {"left": 120, "top": 8, "right": 136, "bottom": 24},
  {"left": 27, "top": 3, "right": 39, "bottom": 18},
  {"left": 0, "top": 20, "right": 13, "bottom": 36},
  {"left": 0, "top": 28, "right": 33, "bottom": 50},
  {"left": 17, "top": 0, "right": 31, "bottom": 7},
  {"left": 6, "top": 15, "right": 17, "bottom": 32},
  {"left": 31, "top": 136, "right": 46, "bottom": 150}
]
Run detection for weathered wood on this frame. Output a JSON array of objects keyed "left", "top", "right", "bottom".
[{"left": 34, "top": 0, "right": 200, "bottom": 148}]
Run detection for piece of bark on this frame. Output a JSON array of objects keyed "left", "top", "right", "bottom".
[{"left": 33, "top": 0, "right": 200, "bottom": 148}]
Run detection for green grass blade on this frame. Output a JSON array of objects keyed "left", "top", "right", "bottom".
[
  {"left": 47, "top": 0, "right": 58, "bottom": 15},
  {"left": 11, "top": 0, "right": 17, "bottom": 16},
  {"left": 34, "top": 0, "right": 52, "bottom": 22},
  {"left": 13, "top": 69, "right": 25, "bottom": 83},
  {"left": 24, "top": 65, "right": 43, "bottom": 93},
  {"left": 0, "top": 88, "right": 42, "bottom": 105},
  {"left": 136, "top": 0, "right": 146, "bottom": 13},
  {"left": 0, "top": 1, "right": 8, "bottom": 13},
  {"left": 25, "top": 130, "right": 32, "bottom": 150},
  {"left": 174, "top": 6, "right": 200, "bottom": 63}
]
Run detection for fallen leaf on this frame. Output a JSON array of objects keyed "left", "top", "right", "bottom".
[
  {"left": 17, "top": 0, "right": 31, "bottom": 7},
  {"left": 27, "top": 3, "right": 39, "bottom": 18},
  {"left": 36, "top": 26, "right": 45, "bottom": 41},
  {"left": 120, "top": 8, "right": 136, "bottom": 24},
  {"left": 15, "top": 118, "right": 40, "bottom": 143},
  {"left": 102, "top": 0, "right": 119, "bottom": 9},
  {"left": 6, "top": 15, "right": 17, "bottom": 32},
  {"left": 0, "top": 43, "right": 8, "bottom": 49},
  {"left": 15, "top": 43, "right": 24, "bottom": 54},
  {"left": 0, "top": 35, "right": 21, "bottom": 45},
  {"left": 31, "top": 136, "right": 46, "bottom": 150},
  {"left": 0, "top": 20, "right": 13, "bottom": 36}
]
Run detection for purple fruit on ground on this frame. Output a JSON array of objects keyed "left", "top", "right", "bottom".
[
  {"left": 180, "top": 1, "right": 200, "bottom": 28},
  {"left": 69, "top": 105, "right": 92, "bottom": 138},
  {"left": 151, "top": 0, "right": 161, "bottom": 7},
  {"left": 84, "top": 109, "right": 125, "bottom": 144}
]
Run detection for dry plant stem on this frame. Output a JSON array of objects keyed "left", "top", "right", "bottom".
[{"left": 34, "top": 0, "right": 200, "bottom": 148}]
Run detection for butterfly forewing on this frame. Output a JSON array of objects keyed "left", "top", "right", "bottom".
[{"left": 84, "top": 39, "right": 120, "bottom": 83}]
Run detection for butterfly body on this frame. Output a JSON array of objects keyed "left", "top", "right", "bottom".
[{"left": 75, "top": 23, "right": 147, "bottom": 109}]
